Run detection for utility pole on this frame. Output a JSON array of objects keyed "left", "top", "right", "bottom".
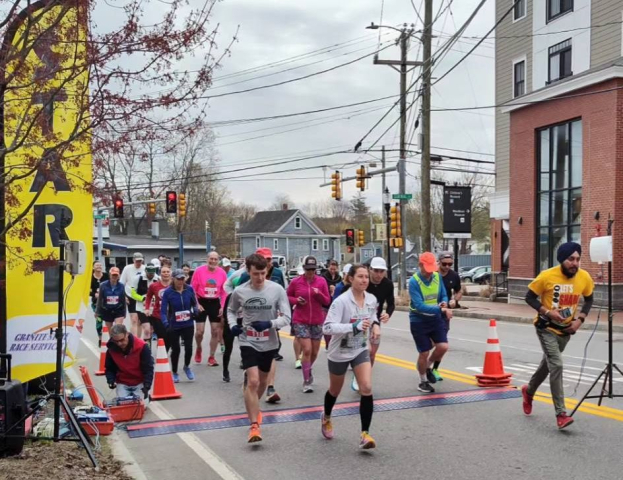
[
  {"left": 421, "top": 0, "right": 433, "bottom": 252},
  {"left": 372, "top": 26, "right": 421, "bottom": 291}
]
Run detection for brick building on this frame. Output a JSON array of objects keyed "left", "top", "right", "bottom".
[{"left": 492, "top": 0, "right": 623, "bottom": 306}]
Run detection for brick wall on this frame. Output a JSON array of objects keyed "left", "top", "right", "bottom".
[{"left": 508, "top": 78, "right": 623, "bottom": 282}]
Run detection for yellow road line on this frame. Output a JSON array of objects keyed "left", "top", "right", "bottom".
[{"left": 278, "top": 332, "right": 623, "bottom": 421}]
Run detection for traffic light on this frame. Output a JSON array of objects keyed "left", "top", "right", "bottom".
[
  {"left": 345, "top": 228, "right": 355, "bottom": 247},
  {"left": 178, "top": 193, "right": 186, "bottom": 217},
  {"left": 389, "top": 204, "right": 403, "bottom": 248},
  {"left": 113, "top": 197, "right": 124, "bottom": 218},
  {"left": 148, "top": 202, "right": 156, "bottom": 215},
  {"left": 331, "top": 171, "right": 342, "bottom": 201},
  {"left": 358, "top": 230, "right": 365, "bottom": 247},
  {"left": 166, "top": 191, "right": 177, "bottom": 214},
  {"left": 356, "top": 166, "right": 366, "bottom": 191}
]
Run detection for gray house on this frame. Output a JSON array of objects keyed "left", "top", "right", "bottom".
[{"left": 238, "top": 209, "right": 340, "bottom": 268}]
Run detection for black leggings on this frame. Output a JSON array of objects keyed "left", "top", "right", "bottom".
[
  {"left": 222, "top": 322, "right": 234, "bottom": 374},
  {"left": 150, "top": 317, "right": 171, "bottom": 351},
  {"left": 169, "top": 326, "right": 194, "bottom": 373}
]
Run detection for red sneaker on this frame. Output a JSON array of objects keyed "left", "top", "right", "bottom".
[
  {"left": 194, "top": 349, "right": 202, "bottom": 364},
  {"left": 521, "top": 385, "right": 533, "bottom": 415},
  {"left": 557, "top": 413, "right": 574, "bottom": 430},
  {"left": 208, "top": 355, "right": 219, "bottom": 367}
]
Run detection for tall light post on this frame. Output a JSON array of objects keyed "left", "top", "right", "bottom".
[
  {"left": 367, "top": 21, "right": 422, "bottom": 291},
  {"left": 383, "top": 187, "right": 392, "bottom": 281}
]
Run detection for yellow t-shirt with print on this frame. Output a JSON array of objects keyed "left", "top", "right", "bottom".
[{"left": 528, "top": 266, "right": 594, "bottom": 335}]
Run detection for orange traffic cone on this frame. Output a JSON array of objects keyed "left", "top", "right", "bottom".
[
  {"left": 151, "top": 338, "right": 182, "bottom": 401},
  {"left": 80, "top": 366, "right": 105, "bottom": 409},
  {"left": 94, "top": 326, "right": 109, "bottom": 376},
  {"left": 475, "top": 319, "right": 513, "bottom": 387}
]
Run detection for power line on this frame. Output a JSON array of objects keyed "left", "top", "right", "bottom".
[{"left": 435, "top": 19, "right": 623, "bottom": 41}]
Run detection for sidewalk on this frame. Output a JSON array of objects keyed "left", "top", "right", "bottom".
[{"left": 397, "top": 299, "right": 623, "bottom": 333}]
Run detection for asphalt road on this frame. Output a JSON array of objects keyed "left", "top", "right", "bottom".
[{"left": 75, "top": 310, "right": 623, "bottom": 480}]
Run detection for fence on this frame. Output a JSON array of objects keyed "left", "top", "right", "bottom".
[{"left": 458, "top": 254, "right": 491, "bottom": 269}]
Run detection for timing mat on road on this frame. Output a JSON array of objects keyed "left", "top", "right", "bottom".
[{"left": 127, "top": 387, "right": 520, "bottom": 438}]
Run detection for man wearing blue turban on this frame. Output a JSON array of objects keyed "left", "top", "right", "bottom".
[{"left": 522, "top": 242, "right": 595, "bottom": 430}]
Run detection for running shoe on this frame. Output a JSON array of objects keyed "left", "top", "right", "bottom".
[
  {"left": 359, "top": 432, "right": 376, "bottom": 450},
  {"left": 223, "top": 370, "right": 231, "bottom": 383},
  {"left": 172, "top": 372, "right": 180, "bottom": 383},
  {"left": 426, "top": 368, "right": 437, "bottom": 384},
  {"left": 303, "top": 382, "right": 314, "bottom": 393},
  {"left": 184, "top": 366, "right": 195, "bottom": 381},
  {"left": 432, "top": 369, "right": 443, "bottom": 382},
  {"left": 248, "top": 423, "right": 262, "bottom": 443},
  {"left": 266, "top": 386, "right": 281, "bottom": 404},
  {"left": 194, "top": 349, "right": 202, "bottom": 364},
  {"left": 321, "top": 413, "right": 334, "bottom": 440},
  {"left": 295, "top": 359, "right": 302, "bottom": 369},
  {"left": 557, "top": 413, "right": 574, "bottom": 430},
  {"left": 208, "top": 356, "right": 219, "bottom": 367},
  {"left": 274, "top": 353, "right": 284, "bottom": 361},
  {"left": 351, "top": 375, "right": 359, "bottom": 393},
  {"left": 521, "top": 385, "right": 533, "bottom": 416},
  {"left": 418, "top": 381, "right": 435, "bottom": 393}
]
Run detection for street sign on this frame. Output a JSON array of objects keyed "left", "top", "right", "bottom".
[
  {"left": 375, "top": 224, "right": 387, "bottom": 241},
  {"left": 443, "top": 186, "right": 472, "bottom": 239},
  {"left": 93, "top": 214, "right": 106, "bottom": 220},
  {"left": 392, "top": 193, "right": 413, "bottom": 200}
]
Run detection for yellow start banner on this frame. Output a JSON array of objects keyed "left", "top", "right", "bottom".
[{"left": 3, "top": 1, "right": 92, "bottom": 382}]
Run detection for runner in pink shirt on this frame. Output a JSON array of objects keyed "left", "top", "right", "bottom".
[{"left": 191, "top": 251, "right": 228, "bottom": 366}]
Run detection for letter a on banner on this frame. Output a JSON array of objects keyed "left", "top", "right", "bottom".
[{"left": 1, "top": 0, "right": 93, "bottom": 382}]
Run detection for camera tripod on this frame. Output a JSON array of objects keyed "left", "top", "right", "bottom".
[
  {"left": 571, "top": 221, "right": 622, "bottom": 415},
  {"left": 1, "top": 238, "right": 97, "bottom": 467}
]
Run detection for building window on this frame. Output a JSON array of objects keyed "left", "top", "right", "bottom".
[
  {"left": 255, "top": 236, "right": 260, "bottom": 249},
  {"left": 312, "top": 239, "right": 319, "bottom": 251},
  {"left": 513, "top": 60, "right": 525, "bottom": 97},
  {"left": 547, "top": 0, "right": 573, "bottom": 23},
  {"left": 537, "top": 119, "right": 582, "bottom": 271},
  {"left": 322, "top": 239, "right": 329, "bottom": 251},
  {"left": 273, "top": 239, "right": 278, "bottom": 251},
  {"left": 513, "top": 0, "right": 526, "bottom": 21},
  {"left": 548, "top": 39, "right": 572, "bottom": 84},
  {"left": 294, "top": 217, "right": 301, "bottom": 229}
]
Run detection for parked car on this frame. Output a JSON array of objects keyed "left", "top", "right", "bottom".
[
  {"left": 461, "top": 266, "right": 491, "bottom": 283},
  {"left": 474, "top": 270, "right": 492, "bottom": 285},
  {"left": 458, "top": 266, "right": 472, "bottom": 274}
]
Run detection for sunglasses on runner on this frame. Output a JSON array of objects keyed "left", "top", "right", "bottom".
[{"left": 441, "top": 262, "right": 453, "bottom": 267}]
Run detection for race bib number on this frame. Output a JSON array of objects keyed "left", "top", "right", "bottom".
[
  {"left": 204, "top": 287, "right": 218, "bottom": 298},
  {"left": 340, "top": 314, "right": 369, "bottom": 350},
  {"left": 175, "top": 310, "right": 191, "bottom": 322},
  {"left": 106, "top": 296, "right": 119, "bottom": 305},
  {"left": 246, "top": 327, "right": 270, "bottom": 342}
]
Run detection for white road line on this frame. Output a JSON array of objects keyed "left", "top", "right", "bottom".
[
  {"left": 80, "top": 337, "right": 245, "bottom": 480},
  {"left": 149, "top": 402, "right": 245, "bottom": 480}
]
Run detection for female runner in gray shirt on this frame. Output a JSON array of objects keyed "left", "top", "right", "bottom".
[{"left": 321, "top": 264, "right": 380, "bottom": 449}]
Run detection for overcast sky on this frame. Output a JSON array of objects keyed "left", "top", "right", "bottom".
[{"left": 169, "top": 0, "right": 496, "bottom": 211}]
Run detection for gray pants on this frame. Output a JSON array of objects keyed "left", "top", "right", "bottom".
[{"left": 527, "top": 329, "right": 570, "bottom": 415}]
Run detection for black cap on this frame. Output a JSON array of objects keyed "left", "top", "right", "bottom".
[{"left": 303, "top": 256, "right": 318, "bottom": 270}]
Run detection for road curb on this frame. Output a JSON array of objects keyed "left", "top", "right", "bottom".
[{"left": 394, "top": 306, "right": 623, "bottom": 333}]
